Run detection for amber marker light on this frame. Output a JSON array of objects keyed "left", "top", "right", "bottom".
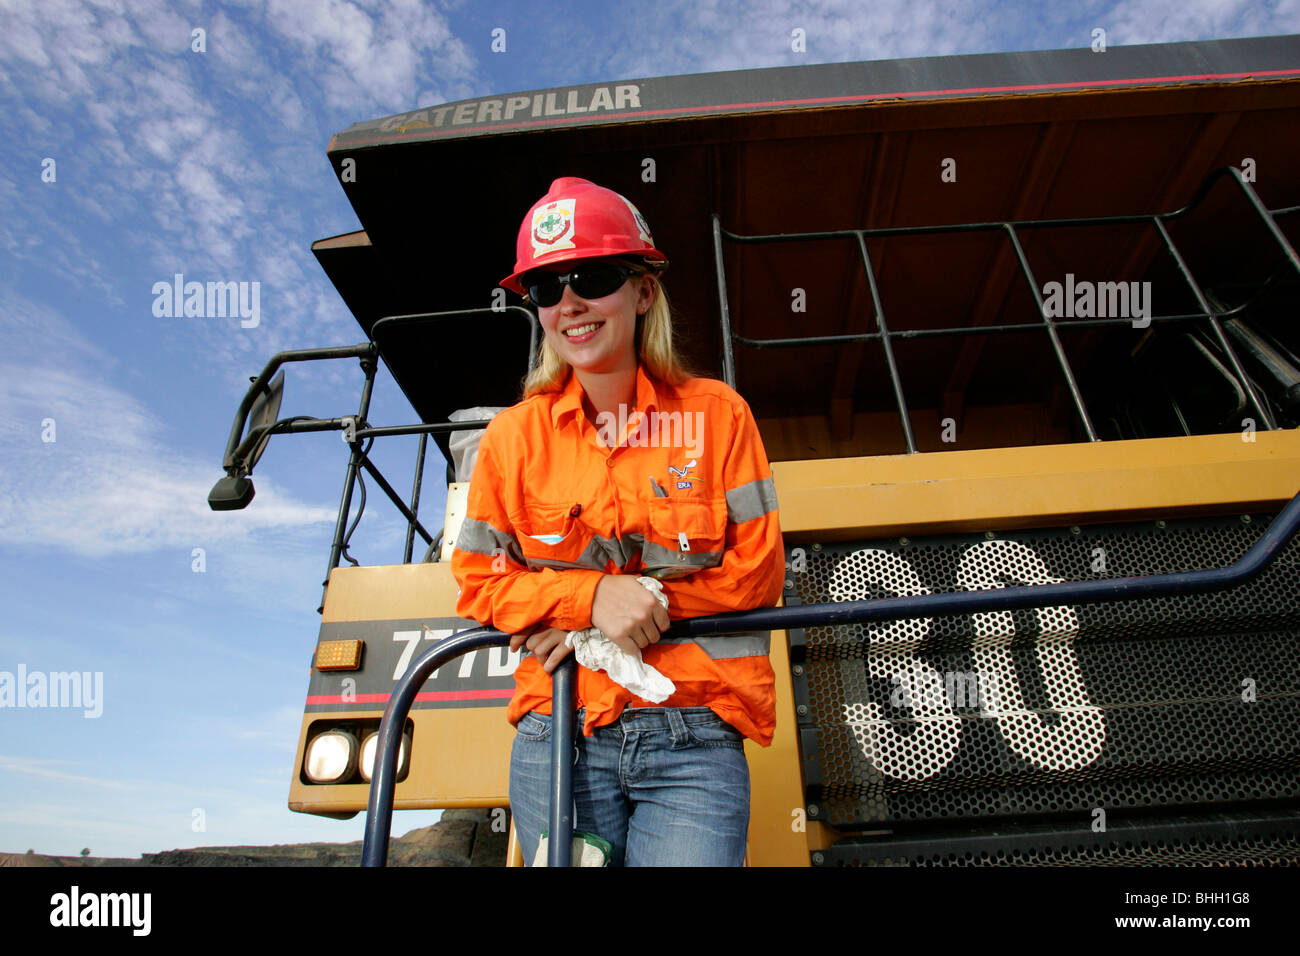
[{"left": 315, "top": 639, "right": 364, "bottom": 671}]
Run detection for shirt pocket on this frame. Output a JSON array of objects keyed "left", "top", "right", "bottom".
[
  {"left": 516, "top": 504, "right": 596, "bottom": 571},
  {"left": 641, "top": 496, "right": 727, "bottom": 580}
]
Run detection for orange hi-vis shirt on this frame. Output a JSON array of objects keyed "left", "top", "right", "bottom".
[{"left": 451, "top": 364, "right": 785, "bottom": 745}]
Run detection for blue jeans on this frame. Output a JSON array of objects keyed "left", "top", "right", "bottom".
[{"left": 509, "top": 706, "right": 751, "bottom": 866}]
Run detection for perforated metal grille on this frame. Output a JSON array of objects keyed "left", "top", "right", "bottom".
[
  {"left": 787, "top": 513, "right": 1300, "bottom": 828},
  {"left": 838, "top": 834, "right": 1300, "bottom": 866}
]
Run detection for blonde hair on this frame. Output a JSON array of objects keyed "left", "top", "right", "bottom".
[{"left": 521, "top": 266, "right": 695, "bottom": 397}]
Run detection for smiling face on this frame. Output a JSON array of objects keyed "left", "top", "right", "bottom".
[{"left": 532, "top": 259, "right": 657, "bottom": 376}]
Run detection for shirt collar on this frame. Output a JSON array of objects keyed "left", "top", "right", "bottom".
[{"left": 550, "top": 364, "right": 660, "bottom": 430}]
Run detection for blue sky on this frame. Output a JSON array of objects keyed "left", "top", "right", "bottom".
[{"left": 1, "top": 0, "right": 1297, "bottom": 859}]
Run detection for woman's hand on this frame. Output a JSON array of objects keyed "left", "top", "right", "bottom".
[
  {"left": 510, "top": 626, "right": 573, "bottom": 674},
  {"left": 591, "top": 575, "right": 671, "bottom": 656}
]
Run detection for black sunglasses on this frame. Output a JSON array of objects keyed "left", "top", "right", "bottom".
[{"left": 522, "top": 261, "right": 644, "bottom": 307}]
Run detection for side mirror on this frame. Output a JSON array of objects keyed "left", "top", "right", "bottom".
[
  {"left": 208, "top": 475, "right": 255, "bottom": 511},
  {"left": 247, "top": 370, "right": 285, "bottom": 471},
  {"left": 208, "top": 369, "right": 284, "bottom": 511}
]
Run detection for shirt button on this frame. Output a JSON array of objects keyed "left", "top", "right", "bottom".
[{"left": 606, "top": 458, "right": 615, "bottom": 468}]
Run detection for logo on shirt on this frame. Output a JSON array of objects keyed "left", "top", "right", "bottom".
[{"left": 669, "top": 458, "right": 698, "bottom": 489}]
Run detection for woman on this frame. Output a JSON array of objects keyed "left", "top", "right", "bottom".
[{"left": 451, "top": 177, "right": 784, "bottom": 866}]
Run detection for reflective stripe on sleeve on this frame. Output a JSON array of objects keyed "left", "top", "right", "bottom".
[
  {"left": 456, "top": 516, "right": 525, "bottom": 565},
  {"left": 726, "top": 476, "right": 779, "bottom": 524}
]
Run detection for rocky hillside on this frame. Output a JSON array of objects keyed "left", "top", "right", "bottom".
[{"left": 0, "top": 808, "right": 509, "bottom": 867}]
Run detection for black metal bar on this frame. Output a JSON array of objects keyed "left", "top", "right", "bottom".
[
  {"left": 726, "top": 260, "right": 1291, "bottom": 416},
  {"left": 220, "top": 344, "right": 374, "bottom": 471},
  {"left": 353, "top": 419, "right": 494, "bottom": 440},
  {"left": 361, "top": 627, "right": 510, "bottom": 868},
  {"left": 1228, "top": 167, "right": 1300, "bottom": 277},
  {"left": 1003, "top": 222, "right": 1099, "bottom": 441},
  {"left": 1224, "top": 319, "right": 1300, "bottom": 390},
  {"left": 404, "top": 433, "right": 429, "bottom": 564},
  {"left": 324, "top": 447, "right": 365, "bottom": 588},
  {"left": 527, "top": 311, "right": 541, "bottom": 370},
  {"left": 853, "top": 231, "right": 916, "bottom": 453},
  {"left": 711, "top": 214, "right": 738, "bottom": 388},
  {"left": 359, "top": 487, "right": 1300, "bottom": 866},
  {"left": 1165, "top": 385, "right": 1192, "bottom": 437},
  {"left": 234, "top": 416, "right": 499, "bottom": 460},
  {"left": 713, "top": 166, "right": 1258, "bottom": 250},
  {"left": 231, "top": 417, "right": 350, "bottom": 462},
  {"left": 357, "top": 453, "right": 433, "bottom": 548},
  {"left": 731, "top": 301, "right": 1264, "bottom": 349},
  {"left": 222, "top": 308, "right": 534, "bottom": 488},
  {"left": 664, "top": 489, "right": 1300, "bottom": 639},
  {"left": 1152, "top": 215, "right": 1276, "bottom": 429},
  {"left": 548, "top": 658, "right": 577, "bottom": 867},
  {"left": 369, "top": 305, "right": 539, "bottom": 345},
  {"left": 356, "top": 355, "right": 378, "bottom": 426},
  {"left": 721, "top": 215, "right": 1138, "bottom": 245},
  {"left": 325, "top": 357, "right": 379, "bottom": 579}
]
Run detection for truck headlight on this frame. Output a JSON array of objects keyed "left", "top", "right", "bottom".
[
  {"left": 359, "top": 731, "right": 411, "bottom": 783},
  {"left": 304, "top": 729, "right": 358, "bottom": 784}
]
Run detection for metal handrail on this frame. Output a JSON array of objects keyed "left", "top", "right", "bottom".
[
  {"left": 360, "top": 628, "right": 577, "bottom": 867},
  {"left": 711, "top": 165, "right": 1300, "bottom": 448},
  {"left": 360, "top": 488, "right": 1300, "bottom": 867},
  {"left": 218, "top": 344, "right": 375, "bottom": 472},
  {"left": 215, "top": 308, "right": 542, "bottom": 583}
]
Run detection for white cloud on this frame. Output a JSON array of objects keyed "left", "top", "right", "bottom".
[
  {"left": 0, "top": 754, "right": 139, "bottom": 792},
  {"left": 0, "top": 290, "right": 336, "bottom": 561},
  {"left": 0, "top": 360, "right": 336, "bottom": 557},
  {"left": 1101, "top": 0, "right": 1300, "bottom": 44},
  {"left": 0, "top": 0, "right": 483, "bottom": 364},
  {"left": 507, "top": 0, "right": 1300, "bottom": 84},
  {"left": 0, "top": 287, "right": 113, "bottom": 367},
  {"left": 264, "top": 0, "right": 477, "bottom": 114},
  {"left": 524, "top": 0, "right": 1008, "bottom": 81}
]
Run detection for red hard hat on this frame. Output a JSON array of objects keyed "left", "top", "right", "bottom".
[{"left": 500, "top": 177, "right": 668, "bottom": 294}]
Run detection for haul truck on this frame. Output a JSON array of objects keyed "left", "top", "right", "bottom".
[{"left": 212, "top": 35, "right": 1300, "bottom": 865}]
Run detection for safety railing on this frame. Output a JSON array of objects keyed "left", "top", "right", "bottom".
[
  {"left": 360, "top": 487, "right": 1300, "bottom": 867},
  {"left": 211, "top": 307, "right": 539, "bottom": 598},
  {"left": 711, "top": 165, "right": 1300, "bottom": 452}
]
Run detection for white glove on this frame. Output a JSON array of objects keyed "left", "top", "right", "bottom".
[{"left": 564, "top": 576, "right": 676, "bottom": 703}]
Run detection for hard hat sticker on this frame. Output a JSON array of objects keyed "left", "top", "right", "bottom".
[
  {"left": 531, "top": 199, "right": 576, "bottom": 255},
  {"left": 621, "top": 196, "right": 653, "bottom": 244}
]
